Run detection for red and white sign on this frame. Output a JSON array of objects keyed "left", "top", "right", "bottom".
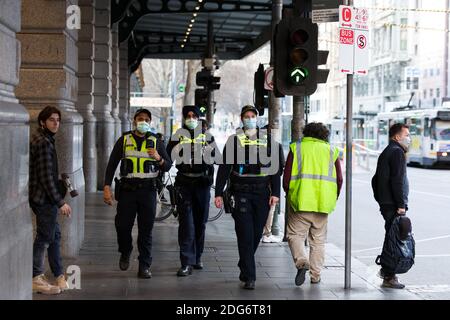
[
  {"left": 354, "top": 7, "right": 369, "bottom": 30},
  {"left": 339, "top": 28, "right": 354, "bottom": 45},
  {"left": 338, "top": 5, "right": 369, "bottom": 76},
  {"left": 264, "top": 67, "right": 274, "bottom": 91},
  {"left": 354, "top": 30, "right": 369, "bottom": 75},
  {"left": 339, "top": 5, "right": 353, "bottom": 29},
  {"left": 339, "top": 28, "right": 354, "bottom": 74}
]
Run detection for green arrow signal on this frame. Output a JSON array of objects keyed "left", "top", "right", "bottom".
[
  {"left": 289, "top": 67, "right": 309, "bottom": 85},
  {"left": 199, "top": 106, "right": 206, "bottom": 113}
]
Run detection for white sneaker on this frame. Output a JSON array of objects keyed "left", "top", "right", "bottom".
[
  {"left": 262, "top": 235, "right": 272, "bottom": 243},
  {"left": 268, "top": 235, "right": 282, "bottom": 243}
]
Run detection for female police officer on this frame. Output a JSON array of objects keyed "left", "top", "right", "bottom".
[
  {"left": 167, "top": 105, "right": 218, "bottom": 276},
  {"left": 214, "top": 105, "right": 284, "bottom": 290},
  {"left": 103, "top": 109, "right": 172, "bottom": 279}
]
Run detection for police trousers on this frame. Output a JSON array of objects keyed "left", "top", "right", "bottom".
[
  {"left": 232, "top": 188, "right": 270, "bottom": 282},
  {"left": 177, "top": 182, "right": 211, "bottom": 266},
  {"left": 115, "top": 187, "right": 156, "bottom": 269}
]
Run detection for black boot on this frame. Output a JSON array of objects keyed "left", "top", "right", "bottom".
[
  {"left": 243, "top": 280, "right": 255, "bottom": 290},
  {"left": 119, "top": 253, "right": 130, "bottom": 271},
  {"left": 137, "top": 266, "right": 152, "bottom": 279},
  {"left": 177, "top": 265, "right": 193, "bottom": 276}
]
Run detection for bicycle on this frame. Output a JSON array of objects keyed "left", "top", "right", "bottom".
[{"left": 154, "top": 173, "right": 224, "bottom": 222}]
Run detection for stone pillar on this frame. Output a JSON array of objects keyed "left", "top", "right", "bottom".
[
  {"left": 119, "top": 41, "right": 131, "bottom": 132},
  {"left": 93, "top": 0, "right": 114, "bottom": 189},
  {"left": 0, "top": 0, "right": 32, "bottom": 300},
  {"left": 16, "top": 0, "right": 85, "bottom": 257},
  {"left": 77, "top": 0, "right": 97, "bottom": 193},
  {"left": 111, "top": 23, "right": 121, "bottom": 139}
]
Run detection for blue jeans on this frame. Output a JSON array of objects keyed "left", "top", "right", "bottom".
[{"left": 31, "top": 202, "right": 63, "bottom": 278}]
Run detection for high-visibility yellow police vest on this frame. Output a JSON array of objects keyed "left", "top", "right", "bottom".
[
  {"left": 122, "top": 133, "right": 159, "bottom": 179},
  {"left": 288, "top": 137, "right": 339, "bottom": 214},
  {"left": 233, "top": 133, "right": 269, "bottom": 177}
]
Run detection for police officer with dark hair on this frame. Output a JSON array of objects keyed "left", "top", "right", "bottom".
[
  {"left": 167, "top": 105, "right": 218, "bottom": 276},
  {"left": 214, "top": 105, "right": 284, "bottom": 290},
  {"left": 103, "top": 108, "right": 172, "bottom": 279}
]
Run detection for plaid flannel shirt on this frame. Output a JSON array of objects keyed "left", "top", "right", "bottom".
[{"left": 29, "top": 128, "right": 65, "bottom": 208}]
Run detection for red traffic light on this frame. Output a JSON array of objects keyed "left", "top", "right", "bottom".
[{"left": 290, "top": 29, "right": 308, "bottom": 45}]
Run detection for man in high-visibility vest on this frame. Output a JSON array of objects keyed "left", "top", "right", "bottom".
[{"left": 283, "top": 122, "right": 343, "bottom": 286}]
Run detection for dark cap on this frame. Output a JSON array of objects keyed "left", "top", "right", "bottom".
[
  {"left": 183, "top": 105, "right": 200, "bottom": 118},
  {"left": 240, "top": 105, "right": 258, "bottom": 117},
  {"left": 134, "top": 108, "right": 152, "bottom": 120}
]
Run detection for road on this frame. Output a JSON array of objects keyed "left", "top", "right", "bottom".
[
  {"left": 213, "top": 129, "right": 450, "bottom": 299},
  {"left": 328, "top": 164, "right": 450, "bottom": 299}
]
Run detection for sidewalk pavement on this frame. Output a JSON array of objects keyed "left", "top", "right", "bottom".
[{"left": 34, "top": 193, "right": 423, "bottom": 300}]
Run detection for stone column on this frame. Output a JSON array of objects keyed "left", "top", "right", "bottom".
[
  {"left": 111, "top": 23, "right": 121, "bottom": 139},
  {"left": 93, "top": 0, "right": 114, "bottom": 189},
  {"left": 77, "top": 0, "right": 97, "bottom": 192},
  {"left": 0, "top": 0, "right": 32, "bottom": 300},
  {"left": 119, "top": 41, "right": 131, "bottom": 132},
  {"left": 16, "top": 0, "right": 85, "bottom": 257}
]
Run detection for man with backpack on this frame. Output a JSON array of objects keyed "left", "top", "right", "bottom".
[{"left": 372, "top": 123, "right": 411, "bottom": 289}]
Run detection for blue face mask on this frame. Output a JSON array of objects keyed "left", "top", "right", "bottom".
[
  {"left": 243, "top": 118, "right": 257, "bottom": 130},
  {"left": 136, "top": 121, "right": 150, "bottom": 133},
  {"left": 185, "top": 119, "right": 199, "bottom": 130}
]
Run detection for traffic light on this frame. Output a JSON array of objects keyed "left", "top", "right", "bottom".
[
  {"left": 196, "top": 69, "right": 220, "bottom": 91},
  {"left": 195, "top": 89, "right": 209, "bottom": 117},
  {"left": 274, "top": 17, "right": 327, "bottom": 96},
  {"left": 254, "top": 63, "right": 268, "bottom": 116}
]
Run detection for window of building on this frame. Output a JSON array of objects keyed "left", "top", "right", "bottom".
[
  {"left": 423, "top": 89, "right": 427, "bottom": 99},
  {"left": 430, "top": 68, "right": 434, "bottom": 77},
  {"left": 414, "top": 44, "right": 418, "bottom": 55},
  {"left": 400, "top": 29, "right": 407, "bottom": 51},
  {"left": 437, "top": 88, "right": 441, "bottom": 98},
  {"left": 430, "top": 89, "right": 433, "bottom": 97}
]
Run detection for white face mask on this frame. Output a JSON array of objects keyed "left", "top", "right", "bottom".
[
  {"left": 185, "top": 119, "right": 198, "bottom": 130},
  {"left": 243, "top": 118, "right": 257, "bottom": 130},
  {"left": 136, "top": 121, "right": 150, "bottom": 133},
  {"left": 401, "top": 136, "right": 411, "bottom": 148}
]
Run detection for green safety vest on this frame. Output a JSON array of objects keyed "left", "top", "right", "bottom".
[
  {"left": 122, "top": 133, "right": 159, "bottom": 179},
  {"left": 288, "top": 137, "right": 339, "bottom": 214},
  {"left": 233, "top": 133, "right": 269, "bottom": 177}
]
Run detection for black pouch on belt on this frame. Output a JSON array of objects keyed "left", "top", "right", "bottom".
[{"left": 114, "top": 177, "right": 121, "bottom": 200}]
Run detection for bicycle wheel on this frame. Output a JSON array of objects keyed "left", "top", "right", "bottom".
[
  {"left": 207, "top": 185, "right": 224, "bottom": 222},
  {"left": 155, "top": 184, "right": 174, "bottom": 221}
]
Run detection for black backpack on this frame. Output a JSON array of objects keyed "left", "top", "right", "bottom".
[{"left": 375, "top": 216, "right": 415, "bottom": 274}]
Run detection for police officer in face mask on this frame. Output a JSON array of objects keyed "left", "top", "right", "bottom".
[
  {"left": 166, "top": 106, "right": 218, "bottom": 276},
  {"left": 103, "top": 109, "right": 172, "bottom": 279},
  {"left": 214, "top": 105, "right": 285, "bottom": 290}
]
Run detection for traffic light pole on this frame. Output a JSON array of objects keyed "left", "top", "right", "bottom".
[
  {"left": 344, "top": 0, "right": 354, "bottom": 290},
  {"left": 206, "top": 20, "right": 214, "bottom": 127},
  {"left": 283, "top": 95, "right": 305, "bottom": 242},
  {"left": 268, "top": 0, "right": 283, "bottom": 238}
]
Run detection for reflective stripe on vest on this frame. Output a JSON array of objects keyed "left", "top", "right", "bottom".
[
  {"left": 122, "top": 134, "right": 159, "bottom": 179},
  {"left": 179, "top": 133, "right": 207, "bottom": 145},
  {"left": 290, "top": 141, "right": 336, "bottom": 183},
  {"left": 288, "top": 137, "right": 339, "bottom": 214},
  {"left": 233, "top": 133, "right": 268, "bottom": 177}
]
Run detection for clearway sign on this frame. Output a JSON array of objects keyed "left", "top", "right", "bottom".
[{"left": 338, "top": 5, "right": 369, "bottom": 76}]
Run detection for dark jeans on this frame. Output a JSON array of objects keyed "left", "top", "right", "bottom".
[
  {"left": 232, "top": 189, "right": 270, "bottom": 281},
  {"left": 177, "top": 183, "right": 210, "bottom": 266},
  {"left": 380, "top": 205, "right": 398, "bottom": 278},
  {"left": 115, "top": 188, "right": 156, "bottom": 269},
  {"left": 31, "top": 202, "right": 63, "bottom": 278}
]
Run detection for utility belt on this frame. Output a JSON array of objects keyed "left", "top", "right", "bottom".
[
  {"left": 176, "top": 170, "right": 213, "bottom": 187},
  {"left": 114, "top": 177, "right": 157, "bottom": 200},
  {"left": 230, "top": 181, "right": 270, "bottom": 194}
]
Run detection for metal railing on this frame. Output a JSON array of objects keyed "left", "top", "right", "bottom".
[{"left": 333, "top": 139, "right": 381, "bottom": 171}]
